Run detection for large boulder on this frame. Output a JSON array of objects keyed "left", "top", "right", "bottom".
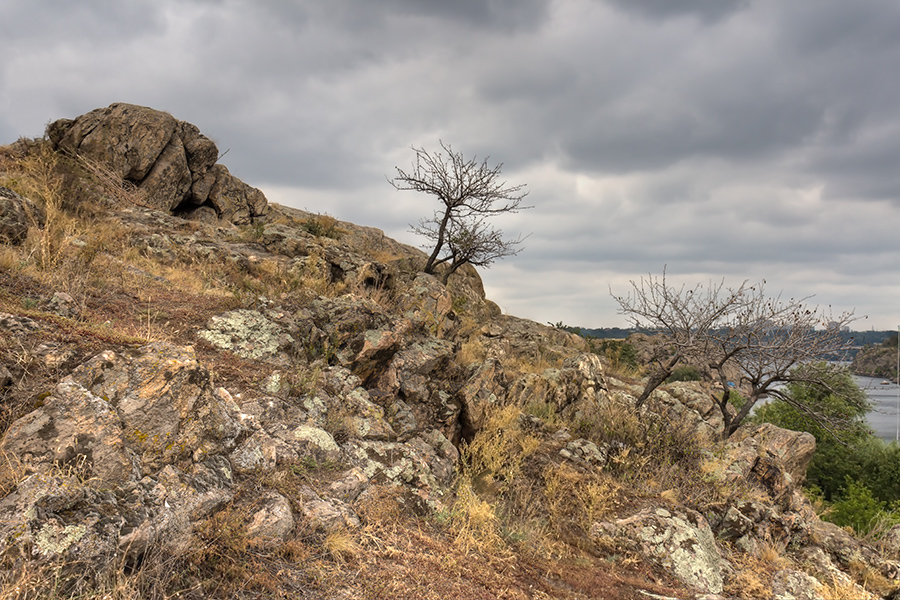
[
  {"left": 0, "top": 342, "right": 244, "bottom": 481},
  {"left": 47, "top": 102, "right": 267, "bottom": 224},
  {"left": 713, "top": 423, "right": 816, "bottom": 488},
  {"left": 597, "top": 506, "right": 725, "bottom": 595},
  {"left": 0, "top": 186, "right": 44, "bottom": 244}
]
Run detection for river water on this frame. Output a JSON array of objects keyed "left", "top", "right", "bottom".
[{"left": 855, "top": 375, "right": 900, "bottom": 442}]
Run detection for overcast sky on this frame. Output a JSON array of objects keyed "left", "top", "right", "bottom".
[{"left": 2, "top": 0, "right": 899, "bottom": 330}]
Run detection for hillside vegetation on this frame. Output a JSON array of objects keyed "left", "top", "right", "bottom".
[{"left": 1, "top": 104, "right": 899, "bottom": 599}]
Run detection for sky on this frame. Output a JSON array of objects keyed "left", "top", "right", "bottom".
[{"left": 1, "top": 0, "right": 899, "bottom": 330}]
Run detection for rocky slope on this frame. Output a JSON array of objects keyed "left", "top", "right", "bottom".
[
  {"left": 1, "top": 104, "right": 899, "bottom": 599},
  {"left": 852, "top": 345, "right": 899, "bottom": 382}
]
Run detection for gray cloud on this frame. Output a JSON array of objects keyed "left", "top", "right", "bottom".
[
  {"left": 604, "top": 0, "right": 751, "bottom": 23},
  {"left": 2, "top": 0, "right": 899, "bottom": 328}
]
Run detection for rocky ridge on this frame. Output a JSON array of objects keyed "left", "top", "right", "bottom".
[{"left": 0, "top": 105, "right": 899, "bottom": 599}]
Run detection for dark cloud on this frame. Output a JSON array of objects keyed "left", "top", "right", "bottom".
[
  {"left": 603, "top": 0, "right": 750, "bottom": 23},
  {"left": 2, "top": 0, "right": 900, "bottom": 328}
]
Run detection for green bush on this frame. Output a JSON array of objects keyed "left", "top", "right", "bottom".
[
  {"left": 826, "top": 477, "right": 900, "bottom": 535},
  {"left": 593, "top": 339, "right": 638, "bottom": 370},
  {"left": 665, "top": 365, "right": 702, "bottom": 383}
]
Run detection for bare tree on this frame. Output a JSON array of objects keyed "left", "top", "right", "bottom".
[
  {"left": 390, "top": 142, "right": 531, "bottom": 283},
  {"left": 612, "top": 269, "right": 751, "bottom": 407},
  {"left": 614, "top": 271, "right": 859, "bottom": 439},
  {"left": 717, "top": 300, "right": 857, "bottom": 438}
]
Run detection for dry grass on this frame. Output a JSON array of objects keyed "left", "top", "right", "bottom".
[{"left": 455, "top": 339, "right": 487, "bottom": 367}]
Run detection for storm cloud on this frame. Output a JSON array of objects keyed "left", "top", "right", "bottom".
[{"left": 2, "top": 0, "right": 898, "bottom": 328}]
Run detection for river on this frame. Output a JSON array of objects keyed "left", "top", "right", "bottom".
[{"left": 855, "top": 375, "right": 900, "bottom": 442}]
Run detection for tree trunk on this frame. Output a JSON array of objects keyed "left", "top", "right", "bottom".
[
  {"left": 424, "top": 205, "right": 453, "bottom": 274},
  {"left": 635, "top": 353, "right": 681, "bottom": 408}
]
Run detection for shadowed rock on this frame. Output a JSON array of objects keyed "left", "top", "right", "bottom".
[{"left": 47, "top": 102, "right": 268, "bottom": 224}]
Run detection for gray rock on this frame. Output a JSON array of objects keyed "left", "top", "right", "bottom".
[
  {"left": 246, "top": 491, "right": 295, "bottom": 543},
  {"left": 611, "top": 506, "right": 724, "bottom": 595},
  {"left": 230, "top": 430, "right": 296, "bottom": 474},
  {"left": 0, "top": 378, "right": 135, "bottom": 484},
  {"left": 771, "top": 569, "right": 824, "bottom": 600},
  {"left": 197, "top": 309, "right": 291, "bottom": 361},
  {"left": 65, "top": 342, "right": 243, "bottom": 473},
  {"left": 560, "top": 438, "right": 608, "bottom": 468},
  {"left": 328, "top": 467, "right": 370, "bottom": 503},
  {"left": 46, "top": 102, "right": 267, "bottom": 224},
  {"left": 298, "top": 486, "right": 360, "bottom": 531},
  {"left": 0, "top": 186, "right": 45, "bottom": 244}
]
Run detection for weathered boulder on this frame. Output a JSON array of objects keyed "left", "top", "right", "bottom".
[
  {"left": 0, "top": 457, "right": 233, "bottom": 577},
  {"left": 657, "top": 381, "right": 726, "bottom": 440},
  {"left": 476, "top": 315, "right": 589, "bottom": 367},
  {"left": 230, "top": 429, "right": 297, "bottom": 475},
  {"left": 371, "top": 337, "right": 459, "bottom": 438},
  {"left": 457, "top": 358, "right": 508, "bottom": 436},
  {"left": 245, "top": 490, "right": 295, "bottom": 543},
  {"left": 197, "top": 309, "right": 295, "bottom": 362},
  {"left": 598, "top": 506, "right": 724, "bottom": 595},
  {"left": 705, "top": 423, "right": 815, "bottom": 497},
  {"left": 0, "top": 378, "right": 135, "bottom": 484},
  {"left": 770, "top": 569, "right": 825, "bottom": 600},
  {"left": 298, "top": 485, "right": 361, "bottom": 531},
  {"left": 46, "top": 102, "right": 268, "bottom": 224},
  {"left": 206, "top": 163, "right": 268, "bottom": 224},
  {"left": 48, "top": 103, "right": 177, "bottom": 181},
  {"left": 343, "top": 429, "right": 458, "bottom": 507},
  {"left": 35, "top": 342, "right": 244, "bottom": 475},
  {"left": 505, "top": 353, "right": 607, "bottom": 417},
  {"left": 0, "top": 186, "right": 44, "bottom": 244}
]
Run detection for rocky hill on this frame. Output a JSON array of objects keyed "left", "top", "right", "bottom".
[
  {"left": 852, "top": 345, "right": 899, "bottom": 382},
  {"left": 1, "top": 103, "right": 899, "bottom": 599}
]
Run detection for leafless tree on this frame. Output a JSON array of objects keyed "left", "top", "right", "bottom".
[
  {"left": 713, "top": 294, "right": 857, "bottom": 438},
  {"left": 612, "top": 270, "right": 752, "bottom": 407},
  {"left": 614, "top": 271, "right": 859, "bottom": 439},
  {"left": 390, "top": 142, "right": 531, "bottom": 284}
]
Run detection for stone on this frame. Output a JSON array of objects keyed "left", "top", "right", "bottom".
[
  {"left": 730, "top": 423, "right": 816, "bottom": 484},
  {"left": 771, "top": 569, "right": 824, "bottom": 600},
  {"left": 0, "top": 378, "right": 135, "bottom": 484},
  {"left": 46, "top": 102, "right": 267, "bottom": 224},
  {"left": 610, "top": 506, "right": 724, "bottom": 595},
  {"left": 197, "top": 309, "right": 291, "bottom": 361},
  {"left": 49, "top": 103, "right": 177, "bottom": 181},
  {"left": 246, "top": 490, "right": 295, "bottom": 543},
  {"left": 207, "top": 164, "right": 268, "bottom": 224},
  {"left": 288, "top": 424, "right": 343, "bottom": 464},
  {"left": 46, "top": 291, "right": 79, "bottom": 318},
  {"left": 559, "top": 438, "right": 608, "bottom": 469},
  {"left": 230, "top": 430, "right": 296, "bottom": 474},
  {"left": 139, "top": 136, "right": 192, "bottom": 211},
  {"left": 298, "top": 486, "right": 360, "bottom": 531},
  {"left": 0, "top": 186, "right": 45, "bottom": 244},
  {"left": 328, "top": 467, "right": 370, "bottom": 503},
  {"left": 343, "top": 429, "right": 457, "bottom": 497},
  {"left": 0, "top": 313, "right": 40, "bottom": 333},
  {"left": 705, "top": 423, "right": 816, "bottom": 499},
  {"left": 181, "top": 204, "right": 219, "bottom": 224},
  {"left": 66, "top": 342, "right": 243, "bottom": 473}
]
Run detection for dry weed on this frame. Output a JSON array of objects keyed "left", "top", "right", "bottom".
[
  {"left": 448, "top": 477, "right": 504, "bottom": 554},
  {"left": 325, "top": 529, "right": 360, "bottom": 564},
  {"left": 543, "top": 463, "right": 619, "bottom": 537}
]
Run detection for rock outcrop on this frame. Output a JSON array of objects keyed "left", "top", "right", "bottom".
[
  {"left": 0, "top": 186, "right": 44, "bottom": 244},
  {"left": 3, "top": 111, "right": 900, "bottom": 599},
  {"left": 47, "top": 103, "right": 267, "bottom": 224}
]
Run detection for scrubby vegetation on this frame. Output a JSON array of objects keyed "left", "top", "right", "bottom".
[
  {"left": 4, "top": 133, "right": 900, "bottom": 599},
  {"left": 753, "top": 366, "right": 900, "bottom": 537}
]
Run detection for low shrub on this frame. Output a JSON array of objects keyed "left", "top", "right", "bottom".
[{"left": 665, "top": 364, "right": 702, "bottom": 383}]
